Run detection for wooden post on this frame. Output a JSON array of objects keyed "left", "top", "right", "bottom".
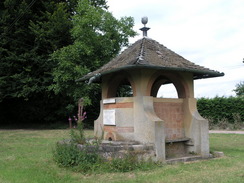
[
  {"left": 68, "top": 117, "right": 72, "bottom": 129},
  {"left": 78, "top": 98, "right": 84, "bottom": 121}
]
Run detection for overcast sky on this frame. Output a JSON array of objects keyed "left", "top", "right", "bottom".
[{"left": 107, "top": 0, "right": 244, "bottom": 98}]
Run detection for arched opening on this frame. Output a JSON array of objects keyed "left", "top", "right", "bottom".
[
  {"left": 157, "top": 83, "right": 178, "bottom": 98},
  {"left": 150, "top": 74, "right": 187, "bottom": 98},
  {"left": 116, "top": 79, "right": 133, "bottom": 97},
  {"left": 107, "top": 75, "right": 134, "bottom": 98},
  {"left": 151, "top": 76, "right": 179, "bottom": 98}
]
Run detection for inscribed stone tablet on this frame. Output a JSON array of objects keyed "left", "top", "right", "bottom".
[{"left": 103, "top": 109, "right": 116, "bottom": 125}]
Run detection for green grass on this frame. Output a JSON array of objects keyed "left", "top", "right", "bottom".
[{"left": 0, "top": 130, "right": 244, "bottom": 183}]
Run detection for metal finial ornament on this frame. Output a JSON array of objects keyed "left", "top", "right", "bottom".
[
  {"left": 140, "top": 16, "right": 150, "bottom": 37},
  {"left": 141, "top": 16, "right": 148, "bottom": 26}
]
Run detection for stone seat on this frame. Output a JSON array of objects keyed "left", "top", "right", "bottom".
[{"left": 165, "top": 137, "right": 191, "bottom": 144}]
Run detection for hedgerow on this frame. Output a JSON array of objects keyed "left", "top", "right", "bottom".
[{"left": 197, "top": 96, "right": 244, "bottom": 129}]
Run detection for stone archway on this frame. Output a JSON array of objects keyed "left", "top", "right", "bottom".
[
  {"left": 151, "top": 76, "right": 179, "bottom": 98},
  {"left": 106, "top": 72, "right": 135, "bottom": 99},
  {"left": 147, "top": 71, "right": 190, "bottom": 99}
]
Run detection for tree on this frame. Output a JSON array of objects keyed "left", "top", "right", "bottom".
[
  {"left": 234, "top": 81, "right": 244, "bottom": 97},
  {"left": 50, "top": 0, "right": 136, "bottom": 111},
  {"left": 0, "top": 0, "right": 77, "bottom": 126},
  {"left": 0, "top": 0, "right": 76, "bottom": 101},
  {"left": 0, "top": 0, "right": 136, "bottom": 126}
]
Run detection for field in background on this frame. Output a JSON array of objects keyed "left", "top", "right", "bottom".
[{"left": 0, "top": 129, "right": 243, "bottom": 183}]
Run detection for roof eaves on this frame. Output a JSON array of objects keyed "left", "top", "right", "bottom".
[{"left": 77, "top": 65, "right": 224, "bottom": 83}]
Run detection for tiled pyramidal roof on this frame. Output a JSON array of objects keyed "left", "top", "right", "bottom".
[{"left": 80, "top": 37, "right": 224, "bottom": 83}]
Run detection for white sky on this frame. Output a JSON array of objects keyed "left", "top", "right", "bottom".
[{"left": 107, "top": 0, "right": 244, "bottom": 98}]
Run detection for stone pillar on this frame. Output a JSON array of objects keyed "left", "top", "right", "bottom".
[
  {"left": 155, "top": 121, "right": 165, "bottom": 161},
  {"left": 183, "top": 98, "right": 210, "bottom": 158}
]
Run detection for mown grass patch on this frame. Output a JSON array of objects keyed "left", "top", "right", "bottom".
[{"left": 0, "top": 130, "right": 243, "bottom": 183}]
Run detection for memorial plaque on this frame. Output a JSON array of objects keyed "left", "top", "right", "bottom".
[
  {"left": 103, "top": 109, "right": 116, "bottom": 125},
  {"left": 103, "top": 98, "right": 116, "bottom": 104}
]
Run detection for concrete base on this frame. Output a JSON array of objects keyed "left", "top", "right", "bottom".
[
  {"left": 166, "top": 155, "right": 211, "bottom": 164},
  {"left": 77, "top": 140, "right": 156, "bottom": 161},
  {"left": 74, "top": 140, "right": 213, "bottom": 164}
]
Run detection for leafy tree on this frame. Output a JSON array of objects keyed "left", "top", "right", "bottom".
[
  {"left": 0, "top": 0, "right": 75, "bottom": 101},
  {"left": 50, "top": 0, "right": 136, "bottom": 111},
  {"left": 0, "top": 0, "right": 136, "bottom": 126},
  {"left": 233, "top": 81, "right": 244, "bottom": 97},
  {"left": 0, "top": 0, "right": 77, "bottom": 126}
]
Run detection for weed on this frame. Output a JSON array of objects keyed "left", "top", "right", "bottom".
[
  {"left": 232, "top": 113, "right": 243, "bottom": 130},
  {"left": 70, "top": 122, "right": 86, "bottom": 144},
  {"left": 53, "top": 141, "right": 102, "bottom": 173},
  {"left": 106, "top": 153, "right": 139, "bottom": 172},
  {"left": 208, "top": 113, "right": 244, "bottom": 130}
]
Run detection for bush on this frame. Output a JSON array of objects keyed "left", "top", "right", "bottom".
[
  {"left": 106, "top": 153, "right": 141, "bottom": 172},
  {"left": 53, "top": 142, "right": 101, "bottom": 172},
  {"left": 106, "top": 153, "right": 158, "bottom": 172}
]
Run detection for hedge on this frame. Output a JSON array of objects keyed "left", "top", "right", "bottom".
[{"left": 197, "top": 96, "right": 244, "bottom": 124}]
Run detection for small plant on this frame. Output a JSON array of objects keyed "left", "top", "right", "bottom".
[
  {"left": 107, "top": 153, "right": 139, "bottom": 172},
  {"left": 53, "top": 111, "right": 102, "bottom": 172},
  {"left": 189, "top": 151, "right": 197, "bottom": 155},
  {"left": 217, "top": 117, "right": 229, "bottom": 130},
  {"left": 53, "top": 142, "right": 80, "bottom": 167},
  {"left": 232, "top": 113, "right": 243, "bottom": 130},
  {"left": 53, "top": 141, "right": 101, "bottom": 173},
  {"left": 70, "top": 112, "right": 87, "bottom": 144},
  {"left": 207, "top": 113, "right": 243, "bottom": 130}
]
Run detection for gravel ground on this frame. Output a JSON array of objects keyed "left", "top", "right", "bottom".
[{"left": 209, "top": 130, "right": 244, "bottom": 134}]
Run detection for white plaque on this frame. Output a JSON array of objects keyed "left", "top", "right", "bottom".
[
  {"left": 103, "top": 98, "right": 116, "bottom": 104},
  {"left": 103, "top": 109, "right": 116, "bottom": 125}
]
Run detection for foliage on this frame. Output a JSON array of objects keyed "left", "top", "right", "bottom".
[
  {"left": 116, "top": 85, "right": 133, "bottom": 97},
  {"left": 233, "top": 81, "right": 244, "bottom": 97},
  {"left": 105, "top": 153, "right": 157, "bottom": 173},
  {"left": 50, "top": 0, "right": 137, "bottom": 108},
  {"left": 70, "top": 112, "right": 87, "bottom": 144},
  {"left": 207, "top": 113, "right": 244, "bottom": 130},
  {"left": 0, "top": 0, "right": 136, "bottom": 126},
  {"left": 0, "top": 0, "right": 77, "bottom": 126},
  {"left": 197, "top": 96, "right": 244, "bottom": 127},
  {"left": 0, "top": 0, "right": 74, "bottom": 101},
  {"left": 53, "top": 142, "right": 101, "bottom": 172},
  {"left": 53, "top": 117, "right": 101, "bottom": 173}
]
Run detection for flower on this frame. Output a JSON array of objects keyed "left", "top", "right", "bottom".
[{"left": 73, "top": 116, "right": 78, "bottom": 121}]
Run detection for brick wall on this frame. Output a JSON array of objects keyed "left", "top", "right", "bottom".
[{"left": 154, "top": 100, "right": 184, "bottom": 140}]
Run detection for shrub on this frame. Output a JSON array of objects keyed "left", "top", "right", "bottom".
[
  {"left": 197, "top": 96, "right": 244, "bottom": 129},
  {"left": 53, "top": 142, "right": 83, "bottom": 167},
  {"left": 105, "top": 153, "right": 158, "bottom": 172},
  {"left": 106, "top": 153, "right": 140, "bottom": 172},
  {"left": 53, "top": 113, "right": 101, "bottom": 172},
  {"left": 53, "top": 142, "right": 101, "bottom": 173},
  {"left": 70, "top": 122, "right": 86, "bottom": 144}
]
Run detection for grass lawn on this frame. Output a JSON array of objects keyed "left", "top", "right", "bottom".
[{"left": 0, "top": 129, "right": 243, "bottom": 183}]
